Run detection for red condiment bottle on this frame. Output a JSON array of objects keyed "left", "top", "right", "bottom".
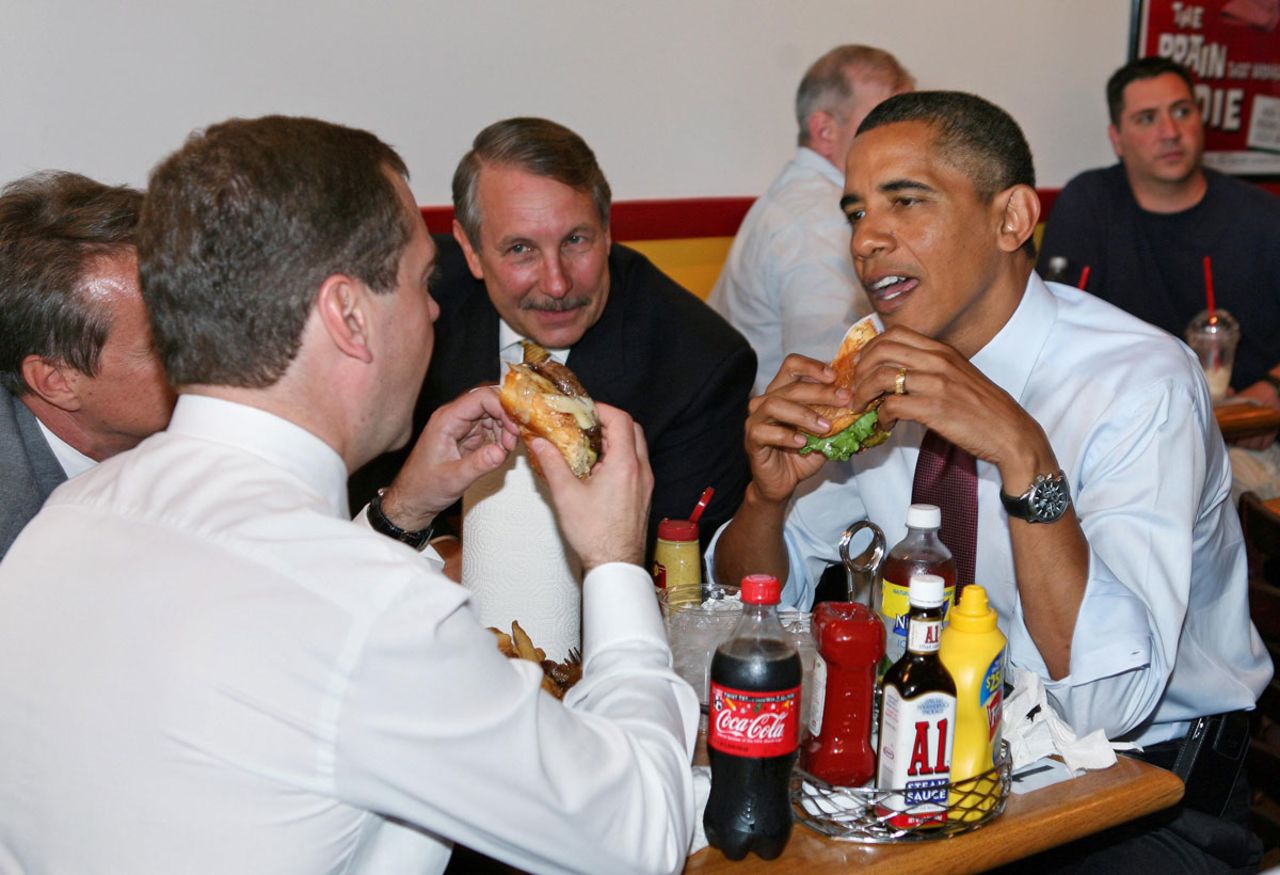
[{"left": 801, "top": 601, "right": 884, "bottom": 786}]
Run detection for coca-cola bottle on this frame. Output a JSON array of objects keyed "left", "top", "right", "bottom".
[{"left": 704, "top": 574, "right": 802, "bottom": 860}]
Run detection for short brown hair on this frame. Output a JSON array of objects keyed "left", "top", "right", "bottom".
[
  {"left": 138, "top": 116, "right": 411, "bottom": 389},
  {"left": 1107, "top": 57, "right": 1197, "bottom": 125},
  {"left": 0, "top": 171, "right": 143, "bottom": 396},
  {"left": 859, "top": 91, "right": 1038, "bottom": 257},
  {"left": 796, "top": 45, "right": 914, "bottom": 146},
  {"left": 451, "top": 117, "right": 611, "bottom": 244}
]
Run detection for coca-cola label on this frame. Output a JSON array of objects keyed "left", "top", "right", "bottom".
[{"left": 707, "top": 682, "right": 801, "bottom": 758}]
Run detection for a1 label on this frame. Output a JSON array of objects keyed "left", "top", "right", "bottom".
[
  {"left": 877, "top": 685, "right": 956, "bottom": 828},
  {"left": 708, "top": 682, "right": 801, "bottom": 758}
]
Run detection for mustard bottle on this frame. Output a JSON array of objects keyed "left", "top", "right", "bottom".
[
  {"left": 938, "top": 584, "right": 1006, "bottom": 819},
  {"left": 653, "top": 518, "right": 702, "bottom": 606}
]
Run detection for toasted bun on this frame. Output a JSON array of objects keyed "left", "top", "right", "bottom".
[
  {"left": 497, "top": 346, "right": 601, "bottom": 479},
  {"left": 808, "top": 318, "right": 882, "bottom": 438}
]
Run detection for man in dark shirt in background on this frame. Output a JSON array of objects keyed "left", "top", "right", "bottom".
[{"left": 1039, "top": 56, "right": 1280, "bottom": 500}]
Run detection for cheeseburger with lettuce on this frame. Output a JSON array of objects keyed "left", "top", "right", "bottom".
[{"left": 798, "top": 317, "right": 892, "bottom": 461}]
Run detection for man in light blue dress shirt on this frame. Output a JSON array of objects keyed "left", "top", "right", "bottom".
[{"left": 711, "top": 91, "right": 1271, "bottom": 871}]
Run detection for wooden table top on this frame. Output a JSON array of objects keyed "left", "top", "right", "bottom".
[
  {"left": 1216, "top": 401, "right": 1280, "bottom": 442},
  {"left": 683, "top": 755, "right": 1184, "bottom": 874}
]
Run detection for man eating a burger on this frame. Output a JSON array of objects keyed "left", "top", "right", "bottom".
[
  {"left": 0, "top": 116, "right": 698, "bottom": 875},
  {"left": 350, "top": 117, "right": 755, "bottom": 568},
  {"left": 710, "top": 91, "right": 1269, "bottom": 870}
]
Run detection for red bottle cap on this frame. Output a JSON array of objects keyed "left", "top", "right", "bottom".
[
  {"left": 740, "top": 574, "right": 781, "bottom": 605},
  {"left": 657, "top": 518, "right": 698, "bottom": 541}
]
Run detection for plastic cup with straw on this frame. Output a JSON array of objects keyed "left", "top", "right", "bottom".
[{"left": 1185, "top": 256, "right": 1240, "bottom": 402}]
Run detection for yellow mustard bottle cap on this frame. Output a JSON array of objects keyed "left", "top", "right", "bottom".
[{"left": 948, "top": 584, "right": 997, "bottom": 632}]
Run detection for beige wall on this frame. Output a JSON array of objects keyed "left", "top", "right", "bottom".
[{"left": 1, "top": 0, "right": 1129, "bottom": 203}]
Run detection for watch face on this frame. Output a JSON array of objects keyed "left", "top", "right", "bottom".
[{"left": 1030, "top": 474, "right": 1070, "bottom": 522}]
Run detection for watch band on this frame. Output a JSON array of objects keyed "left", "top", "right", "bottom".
[
  {"left": 1261, "top": 373, "right": 1280, "bottom": 395},
  {"left": 368, "top": 488, "right": 434, "bottom": 550}
]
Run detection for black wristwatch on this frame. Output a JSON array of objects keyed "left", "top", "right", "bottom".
[
  {"left": 368, "top": 488, "right": 434, "bottom": 550},
  {"left": 1000, "top": 471, "right": 1071, "bottom": 524}
]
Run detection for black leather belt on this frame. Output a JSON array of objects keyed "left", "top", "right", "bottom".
[{"left": 1129, "top": 710, "right": 1251, "bottom": 817}]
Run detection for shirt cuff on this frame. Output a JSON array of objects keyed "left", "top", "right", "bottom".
[
  {"left": 582, "top": 562, "right": 667, "bottom": 664},
  {"left": 703, "top": 515, "right": 813, "bottom": 611}
]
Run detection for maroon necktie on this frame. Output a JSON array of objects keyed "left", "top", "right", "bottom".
[{"left": 911, "top": 430, "right": 978, "bottom": 587}]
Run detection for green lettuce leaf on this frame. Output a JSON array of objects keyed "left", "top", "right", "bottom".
[{"left": 798, "top": 410, "right": 885, "bottom": 461}]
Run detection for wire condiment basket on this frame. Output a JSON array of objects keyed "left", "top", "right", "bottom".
[{"left": 792, "top": 741, "right": 1011, "bottom": 843}]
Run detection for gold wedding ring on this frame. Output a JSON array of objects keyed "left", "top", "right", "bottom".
[{"left": 894, "top": 367, "right": 908, "bottom": 395}]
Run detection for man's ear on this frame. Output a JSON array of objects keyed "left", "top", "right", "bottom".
[
  {"left": 995, "top": 184, "right": 1041, "bottom": 254},
  {"left": 315, "top": 275, "right": 373, "bottom": 364},
  {"left": 1107, "top": 123, "right": 1123, "bottom": 159},
  {"left": 20, "top": 355, "right": 83, "bottom": 412},
  {"left": 452, "top": 219, "right": 485, "bottom": 281},
  {"left": 805, "top": 111, "right": 837, "bottom": 163}
]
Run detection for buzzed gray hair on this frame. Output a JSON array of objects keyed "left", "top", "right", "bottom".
[{"left": 796, "top": 45, "right": 914, "bottom": 146}]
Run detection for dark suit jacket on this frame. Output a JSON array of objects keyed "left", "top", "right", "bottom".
[
  {"left": 0, "top": 392, "right": 67, "bottom": 560},
  {"left": 350, "top": 237, "right": 756, "bottom": 561}
]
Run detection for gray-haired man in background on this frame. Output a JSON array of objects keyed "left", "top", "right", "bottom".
[{"left": 710, "top": 44, "right": 913, "bottom": 392}]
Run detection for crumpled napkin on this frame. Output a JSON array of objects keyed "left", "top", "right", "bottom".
[
  {"left": 689, "top": 766, "right": 711, "bottom": 855},
  {"left": 1002, "top": 667, "right": 1137, "bottom": 774}
]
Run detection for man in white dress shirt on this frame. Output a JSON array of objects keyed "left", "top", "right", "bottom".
[
  {"left": 0, "top": 116, "right": 698, "bottom": 875},
  {"left": 711, "top": 91, "right": 1270, "bottom": 870},
  {"left": 0, "top": 171, "right": 175, "bottom": 559},
  {"left": 709, "top": 45, "right": 913, "bottom": 393}
]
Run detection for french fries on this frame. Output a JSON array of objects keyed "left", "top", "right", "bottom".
[{"left": 487, "top": 621, "right": 583, "bottom": 699}]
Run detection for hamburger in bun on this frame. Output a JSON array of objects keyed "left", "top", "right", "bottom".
[
  {"left": 798, "top": 316, "right": 892, "bottom": 461},
  {"left": 498, "top": 342, "right": 602, "bottom": 478}
]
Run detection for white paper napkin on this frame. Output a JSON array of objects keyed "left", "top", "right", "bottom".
[
  {"left": 1002, "top": 667, "right": 1137, "bottom": 775},
  {"left": 689, "top": 765, "right": 711, "bottom": 855},
  {"left": 461, "top": 446, "right": 582, "bottom": 660}
]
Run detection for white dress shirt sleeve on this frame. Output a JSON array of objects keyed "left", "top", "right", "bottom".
[
  {"left": 704, "top": 461, "right": 867, "bottom": 610},
  {"left": 333, "top": 561, "right": 698, "bottom": 875},
  {"left": 1031, "top": 378, "right": 1247, "bottom": 738}
]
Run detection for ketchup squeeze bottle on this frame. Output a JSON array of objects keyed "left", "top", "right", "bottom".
[
  {"left": 875, "top": 504, "right": 957, "bottom": 673},
  {"left": 801, "top": 601, "right": 884, "bottom": 786}
]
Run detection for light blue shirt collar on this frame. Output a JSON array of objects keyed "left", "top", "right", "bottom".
[
  {"left": 498, "top": 319, "right": 569, "bottom": 365},
  {"left": 793, "top": 146, "right": 846, "bottom": 189},
  {"left": 970, "top": 271, "right": 1058, "bottom": 405}
]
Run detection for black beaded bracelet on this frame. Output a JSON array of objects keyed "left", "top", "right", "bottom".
[{"left": 369, "top": 488, "right": 433, "bottom": 551}]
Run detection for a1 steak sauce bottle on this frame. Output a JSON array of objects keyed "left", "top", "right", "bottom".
[{"left": 876, "top": 572, "right": 957, "bottom": 829}]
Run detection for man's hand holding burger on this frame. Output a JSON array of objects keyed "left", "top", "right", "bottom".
[
  {"left": 848, "top": 326, "right": 1059, "bottom": 497},
  {"left": 716, "top": 318, "right": 893, "bottom": 587}
]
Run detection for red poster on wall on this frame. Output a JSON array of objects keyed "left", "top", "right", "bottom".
[{"left": 1134, "top": 0, "right": 1280, "bottom": 175}]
